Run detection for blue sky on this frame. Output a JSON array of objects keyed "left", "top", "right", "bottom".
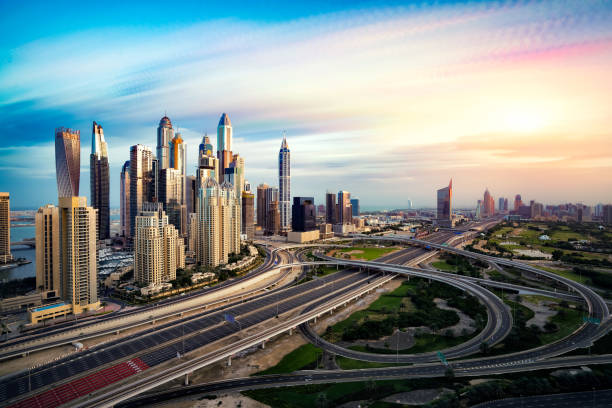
[{"left": 1, "top": 0, "right": 611, "bottom": 209}]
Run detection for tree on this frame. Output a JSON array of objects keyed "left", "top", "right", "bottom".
[
  {"left": 315, "top": 392, "right": 328, "bottom": 408},
  {"left": 445, "top": 366, "right": 455, "bottom": 379},
  {"left": 552, "top": 250, "right": 564, "bottom": 261}
]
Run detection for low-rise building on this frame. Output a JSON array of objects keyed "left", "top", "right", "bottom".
[
  {"left": 287, "top": 230, "right": 320, "bottom": 243},
  {"left": 28, "top": 302, "right": 74, "bottom": 325}
]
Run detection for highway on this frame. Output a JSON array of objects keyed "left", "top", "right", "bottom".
[
  {"left": 472, "top": 389, "right": 612, "bottom": 408},
  {"left": 115, "top": 355, "right": 612, "bottom": 408},
  {"left": 0, "top": 247, "right": 296, "bottom": 360},
  {"left": 2, "top": 268, "right": 392, "bottom": 407},
  {"left": 299, "top": 259, "right": 513, "bottom": 363}
]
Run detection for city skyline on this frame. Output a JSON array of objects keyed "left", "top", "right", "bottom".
[{"left": 1, "top": 1, "right": 611, "bottom": 209}]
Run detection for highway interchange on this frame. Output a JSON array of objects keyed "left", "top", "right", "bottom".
[{"left": 1, "top": 222, "right": 611, "bottom": 407}]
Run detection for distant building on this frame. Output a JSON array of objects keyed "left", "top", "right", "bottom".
[
  {"left": 350, "top": 198, "right": 360, "bottom": 217},
  {"left": 266, "top": 200, "right": 281, "bottom": 236},
  {"left": 279, "top": 135, "right": 291, "bottom": 231},
  {"left": 157, "top": 115, "right": 173, "bottom": 171},
  {"left": 0, "top": 193, "right": 11, "bottom": 263},
  {"left": 514, "top": 194, "right": 523, "bottom": 212},
  {"left": 129, "top": 144, "right": 155, "bottom": 238},
  {"left": 35, "top": 204, "right": 60, "bottom": 295},
  {"left": 498, "top": 197, "right": 505, "bottom": 214},
  {"left": 337, "top": 191, "right": 352, "bottom": 225},
  {"left": 291, "top": 197, "right": 316, "bottom": 232},
  {"left": 407, "top": 199, "right": 413, "bottom": 209},
  {"left": 242, "top": 191, "right": 255, "bottom": 240},
  {"left": 436, "top": 179, "right": 452, "bottom": 222},
  {"left": 55, "top": 127, "right": 81, "bottom": 198},
  {"left": 603, "top": 205, "right": 612, "bottom": 225},
  {"left": 256, "top": 183, "right": 269, "bottom": 228},
  {"left": 58, "top": 196, "right": 99, "bottom": 314},
  {"left": 120, "top": 161, "right": 130, "bottom": 237},
  {"left": 317, "top": 204, "right": 325, "bottom": 216},
  {"left": 217, "top": 113, "right": 233, "bottom": 183},
  {"left": 483, "top": 189, "right": 495, "bottom": 216},
  {"left": 188, "top": 212, "right": 198, "bottom": 254},
  {"left": 503, "top": 198, "right": 509, "bottom": 212},
  {"left": 90, "top": 121, "right": 110, "bottom": 240},
  {"left": 325, "top": 192, "right": 336, "bottom": 224}
]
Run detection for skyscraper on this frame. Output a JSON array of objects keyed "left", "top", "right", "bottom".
[
  {"left": 35, "top": 204, "right": 60, "bottom": 294},
  {"left": 55, "top": 127, "right": 80, "bottom": 198},
  {"left": 58, "top": 196, "right": 99, "bottom": 313},
  {"left": 325, "top": 192, "right": 336, "bottom": 224},
  {"left": 292, "top": 197, "right": 316, "bottom": 232},
  {"left": 337, "top": 191, "right": 352, "bottom": 225},
  {"left": 225, "top": 154, "right": 245, "bottom": 203},
  {"left": 129, "top": 145, "right": 154, "bottom": 238},
  {"left": 0, "top": 193, "right": 10, "bottom": 264},
  {"left": 242, "top": 190, "right": 255, "bottom": 240},
  {"left": 498, "top": 197, "right": 505, "bottom": 215},
  {"left": 266, "top": 200, "right": 281, "bottom": 236},
  {"left": 120, "top": 161, "right": 130, "bottom": 237},
  {"left": 350, "top": 198, "right": 360, "bottom": 217},
  {"left": 196, "top": 177, "right": 241, "bottom": 267},
  {"left": 159, "top": 167, "right": 185, "bottom": 234},
  {"left": 278, "top": 135, "right": 291, "bottom": 231},
  {"left": 256, "top": 183, "right": 269, "bottom": 228},
  {"left": 157, "top": 115, "right": 174, "bottom": 170},
  {"left": 483, "top": 189, "right": 495, "bottom": 216},
  {"left": 503, "top": 198, "right": 509, "bottom": 212},
  {"left": 134, "top": 203, "right": 183, "bottom": 285},
  {"left": 436, "top": 179, "right": 452, "bottom": 222},
  {"left": 514, "top": 194, "right": 523, "bottom": 212},
  {"left": 90, "top": 122, "right": 110, "bottom": 240},
  {"left": 217, "top": 113, "right": 232, "bottom": 183}
]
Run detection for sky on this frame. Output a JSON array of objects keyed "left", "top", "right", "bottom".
[{"left": 1, "top": 0, "right": 611, "bottom": 210}]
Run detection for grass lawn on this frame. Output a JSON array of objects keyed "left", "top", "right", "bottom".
[
  {"left": 314, "top": 265, "right": 340, "bottom": 277},
  {"left": 335, "top": 356, "right": 401, "bottom": 369},
  {"left": 431, "top": 260, "right": 457, "bottom": 272},
  {"left": 537, "top": 266, "right": 590, "bottom": 284},
  {"left": 407, "top": 333, "right": 471, "bottom": 354},
  {"left": 254, "top": 344, "right": 322, "bottom": 375},
  {"left": 335, "top": 246, "right": 397, "bottom": 261},
  {"left": 539, "top": 308, "right": 584, "bottom": 344}
]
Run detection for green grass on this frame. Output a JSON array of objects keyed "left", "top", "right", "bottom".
[
  {"left": 336, "top": 356, "right": 401, "bottom": 369},
  {"left": 431, "top": 260, "right": 457, "bottom": 272},
  {"left": 313, "top": 265, "right": 339, "bottom": 277},
  {"left": 537, "top": 266, "right": 589, "bottom": 284},
  {"left": 335, "top": 246, "right": 397, "bottom": 261},
  {"left": 255, "top": 344, "right": 322, "bottom": 375},
  {"left": 539, "top": 307, "right": 583, "bottom": 344},
  {"left": 406, "top": 333, "right": 472, "bottom": 354}
]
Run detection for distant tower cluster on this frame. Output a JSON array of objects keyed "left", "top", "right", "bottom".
[
  {"left": 483, "top": 188, "right": 495, "bottom": 216},
  {"left": 90, "top": 122, "right": 110, "bottom": 240},
  {"left": 279, "top": 134, "right": 291, "bottom": 231}
]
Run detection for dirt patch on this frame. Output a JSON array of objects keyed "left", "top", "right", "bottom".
[
  {"left": 433, "top": 298, "right": 476, "bottom": 336},
  {"left": 522, "top": 299, "right": 557, "bottom": 329},
  {"left": 149, "top": 392, "right": 269, "bottom": 408}
]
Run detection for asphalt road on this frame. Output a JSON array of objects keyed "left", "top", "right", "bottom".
[
  {"left": 0, "top": 268, "right": 374, "bottom": 404},
  {"left": 472, "top": 389, "right": 612, "bottom": 407},
  {"left": 116, "top": 355, "right": 612, "bottom": 408}
]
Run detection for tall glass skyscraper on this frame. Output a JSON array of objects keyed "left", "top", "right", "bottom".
[
  {"left": 278, "top": 134, "right": 291, "bottom": 231},
  {"left": 90, "top": 121, "right": 110, "bottom": 240},
  {"left": 436, "top": 179, "right": 452, "bottom": 221},
  {"left": 217, "top": 113, "right": 232, "bottom": 183},
  {"left": 157, "top": 116, "right": 173, "bottom": 170},
  {"left": 55, "top": 127, "right": 80, "bottom": 198}
]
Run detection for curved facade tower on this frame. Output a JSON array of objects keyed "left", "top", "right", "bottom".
[
  {"left": 90, "top": 121, "right": 110, "bottom": 240},
  {"left": 55, "top": 127, "right": 80, "bottom": 198},
  {"left": 157, "top": 115, "right": 174, "bottom": 170},
  {"left": 278, "top": 134, "right": 291, "bottom": 231},
  {"left": 217, "top": 113, "right": 232, "bottom": 182}
]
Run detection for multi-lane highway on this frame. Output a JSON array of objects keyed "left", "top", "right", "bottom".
[
  {"left": 115, "top": 354, "right": 612, "bottom": 408},
  {"left": 2, "top": 268, "right": 391, "bottom": 407}
]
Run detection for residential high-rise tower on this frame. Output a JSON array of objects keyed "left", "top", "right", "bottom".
[
  {"left": 35, "top": 204, "right": 60, "bottom": 294},
  {"left": 120, "top": 161, "right": 130, "bottom": 237},
  {"left": 217, "top": 113, "right": 232, "bottom": 183},
  {"left": 157, "top": 115, "right": 173, "bottom": 170},
  {"left": 128, "top": 145, "right": 154, "bottom": 238}
]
